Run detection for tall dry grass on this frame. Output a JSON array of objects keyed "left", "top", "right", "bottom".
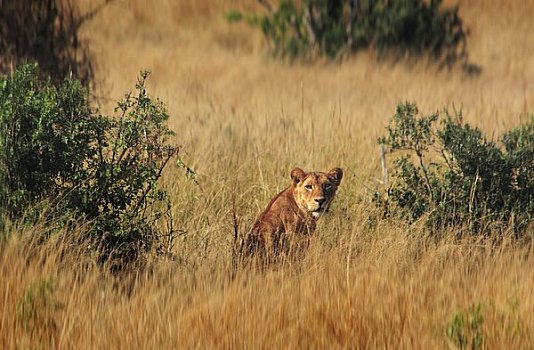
[
  {"left": 2, "top": 0, "right": 534, "bottom": 348},
  {"left": 2, "top": 218, "right": 534, "bottom": 348}
]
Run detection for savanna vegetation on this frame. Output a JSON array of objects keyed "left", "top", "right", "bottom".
[
  {"left": 1, "top": 0, "right": 533, "bottom": 348},
  {"left": 234, "top": 0, "right": 468, "bottom": 66}
]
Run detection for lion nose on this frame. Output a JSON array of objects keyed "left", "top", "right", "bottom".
[{"left": 314, "top": 197, "right": 325, "bottom": 205}]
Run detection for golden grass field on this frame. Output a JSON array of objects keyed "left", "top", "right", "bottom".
[{"left": 2, "top": 0, "right": 534, "bottom": 348}]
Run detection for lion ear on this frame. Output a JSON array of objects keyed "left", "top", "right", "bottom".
[
  {"left": 327, "top": 167, "right": 343, "bottom": 186},
  {"left": 290, "top": 167, "right": 306, "bottom": 184}
]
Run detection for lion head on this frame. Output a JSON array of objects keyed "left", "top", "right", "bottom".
[{"left": 291, "top": 167, "right": 343, "bottom": 219}]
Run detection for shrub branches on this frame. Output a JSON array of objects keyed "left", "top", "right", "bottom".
[
  {"left": 377, "top": 102, "right": 534, "bottom": 234},
  {"left": 0, "top": 64, "right": 183, "bottom": 265}
]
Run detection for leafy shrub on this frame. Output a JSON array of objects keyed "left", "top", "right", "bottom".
[
  {"left": 446, "top": 303, "right": 485, "bottom": 350},
  {"left": 0, "top": 64, "right": 182, "bottom": 264},
  {"left": 239, "top": 0, "right": 467, "bottom": 65},
  {"left": 0, "top": 64, "right": 95, "bottom": 216},
  {"left": 376, "top": 102, "right": 534, "bottom": 234},
  {"left": 225, "top": 10, "right": 244, "bottom": 23},
  {"left": 445, "top": 301, "right": 529, "bottom": 348},
  {"left": 17, "top": 277, "right": 62, "bottom": 341}
]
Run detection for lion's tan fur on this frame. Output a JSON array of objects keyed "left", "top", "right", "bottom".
[{"left": 245, "top": 167, "right": 343, "bottom": 261}]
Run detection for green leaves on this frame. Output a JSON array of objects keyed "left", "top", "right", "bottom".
[
  {"left": 380, "top": 102, "right": 438, "bottom": 155},
  {"left": 377, "top": 102, "right": 534, "bottom": 234},
  {"left": 0, "top": 64, "right": 183, "bottom": 266},
  {"left": 242, "top": 0, "right": 467, "bottom": 65},
  {"left": 446, "top": 303, "right": 485, "bottom": 350},
  {"left": 0, "top": 63, "right": 93, "bottom": 214}
]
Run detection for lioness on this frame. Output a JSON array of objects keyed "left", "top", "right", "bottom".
[{"left": 244, "top": 167, "right": 343, "bottom": 261}]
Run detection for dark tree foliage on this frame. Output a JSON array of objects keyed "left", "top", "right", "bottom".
[
  {"left": 241, "top": 0, "right": 468, "bottom": 66},
  {"left": 0, "top": 0, "right": 112, "bottom": 85}
]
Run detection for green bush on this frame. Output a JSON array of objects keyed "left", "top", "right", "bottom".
[
  {"left": 376, "top": 102, "right": 534, "bottom": 234},
  {"left": 17, "top": 277, "right": 62, "bottom": 338},
  {"left": 241, "top": 0, "right": 467, "bottom": 65},
  {"left": 446, "top": 303, "right": 485, "bottom": 350},
  {"left": 0, "top": 64, "right": 95, "bottom": 216},
  {"left": 0, "top": 64, "right": 182, "bottom": 264},
  {"left": 445, "top": 301, "right": 528, "bottom": 348}
]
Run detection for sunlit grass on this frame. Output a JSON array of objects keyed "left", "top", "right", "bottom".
[{"left": 1, "top": 0, "right": 534, "bottom": 348}]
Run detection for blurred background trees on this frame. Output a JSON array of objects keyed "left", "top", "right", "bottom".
[
  {"left": 0, "top": 0, "right": 112, "bottom": 85},
  {"left": 236, "top": 0, "right": 468, "bottom": 67}
]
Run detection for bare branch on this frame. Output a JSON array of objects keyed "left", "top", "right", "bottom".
[
  {"left": 346, "top": 0, "right": 358, "bottom": 49},
  {"left": 76, "top": 0, "right": 116, "bottom": 29},
  {"left": 303, "top": 3, "right": 317, "bottom": 46},
  {"left": 257, "top": 0, "right": 273, "bottom": 13},
  {"left": 380, "top": 144, "right": 389, "bottom": 188}
]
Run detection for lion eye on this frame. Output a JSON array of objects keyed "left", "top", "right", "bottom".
[
  {"left": 304, "top": 184, "right": 313, "bottom": 191},
  {"left": 325, "top": 184, "right": 332, "bottom": 190}
]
